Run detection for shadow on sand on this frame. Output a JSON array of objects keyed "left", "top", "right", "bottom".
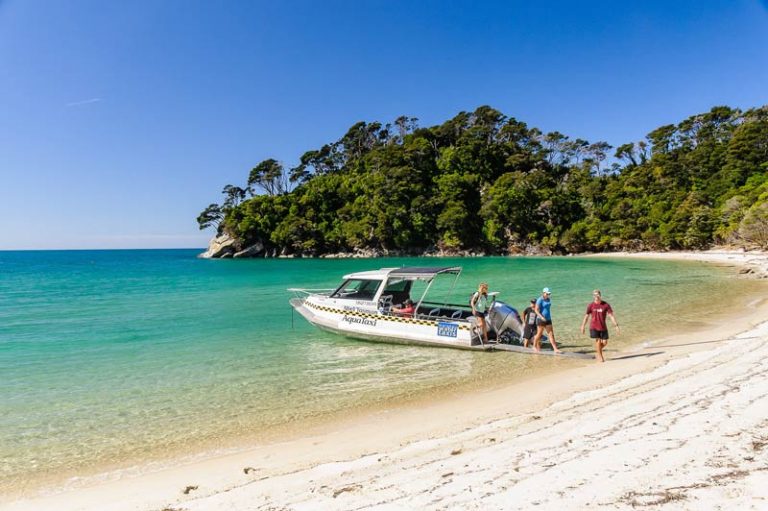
[
  {"left": 609, "top": 351, "right": 665, "bottom": 361},
  {"left": 650, "top": 336, "right": 761, "bottom": 349}
]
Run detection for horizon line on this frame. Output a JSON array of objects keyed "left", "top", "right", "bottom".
[{"left": 0, "top": 247, "right": 206, "bottom": 252}]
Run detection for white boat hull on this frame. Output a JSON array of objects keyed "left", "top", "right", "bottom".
[
  {"left": 290, "top": 297, "right": 490, "bottom": 351},
  {"left": 288, "top": 266, "right": 588, "bottom": 358}
]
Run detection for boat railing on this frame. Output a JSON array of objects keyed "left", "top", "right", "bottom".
[
  {"left": 420, "top": 300, "right": 472, "bottom": 310},
  {"left": 287, "top": 288, "right": 335, "bottom": 299},
  {"left": 405, "top": 301, "right": 472, "bottom": 322}
]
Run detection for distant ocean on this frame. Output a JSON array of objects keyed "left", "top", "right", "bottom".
[{"left": 0, "top": 249, "right": 758, "bottom": 495}]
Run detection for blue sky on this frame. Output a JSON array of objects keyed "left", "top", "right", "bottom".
[{"left": 1, "top": 0, "right": 767, "bottom": 250}]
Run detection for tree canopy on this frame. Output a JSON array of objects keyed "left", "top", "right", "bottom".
[{"left": 199, "top": 105, "right": 768, "bottom": 255}]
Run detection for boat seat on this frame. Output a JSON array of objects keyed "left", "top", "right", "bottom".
[{"left": 378, "top": 295, "right": 393, "bottom": 314}]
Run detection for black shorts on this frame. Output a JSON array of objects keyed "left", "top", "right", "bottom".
[
  {"left": 473, "top": 311, "right": 487, "bottom": 318},
  {"left": 590, "top": 329, "right": 609, "bottom": 340},
  {"left": 523, "top": 324, "right": 536, "bottom": 339},
  {"left": 536, "top": 318, "right": 552, "bottom": 327}
]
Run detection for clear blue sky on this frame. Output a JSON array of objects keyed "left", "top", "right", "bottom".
[{"left": 1, "top": 0, "right": 767, "bottom": 250}]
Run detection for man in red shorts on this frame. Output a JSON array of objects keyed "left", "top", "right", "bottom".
[{"left": 580, "top": 289, "right": 620, "bottom": 363}]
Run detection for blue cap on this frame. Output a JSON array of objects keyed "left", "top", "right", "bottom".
[{"left": 542, "top": 287, "right": 551, "bottom": 294}]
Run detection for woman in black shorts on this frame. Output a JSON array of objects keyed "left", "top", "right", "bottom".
[{"left": 470, "top": 282, "right": 490, "bottom": 344}]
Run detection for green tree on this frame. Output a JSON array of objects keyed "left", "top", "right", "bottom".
[
  {"left": 200, "top": 104, "right": 768, "bottom": 256},
  {"left": 248, "top": 159, "right": 288, "bottom": 196},
  {"left": 196, "top": 203, "right": 223, "bottom": 231},
  {"left": 222, "top": 185, "right": 246, "bottom": 208},
  {"left": 739, "top": 201, "right": 768, "bottom": 248}
]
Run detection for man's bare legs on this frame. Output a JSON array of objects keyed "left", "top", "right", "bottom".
[
  {"left": 595, "top": 339, "right": 607, "bottom": 362},
  {"left": 545, "top": 324, "right": 560, "bottom": 353},
  {"left": 533, "top": 324, "right": 560, "bottom": 353},
  {"left": 532, "top": 325, "right": 544, "bottom": 351}
]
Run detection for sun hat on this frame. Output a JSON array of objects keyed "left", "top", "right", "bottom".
[{"left": 542, "top": 287, "right": 551, "bottom": 294}]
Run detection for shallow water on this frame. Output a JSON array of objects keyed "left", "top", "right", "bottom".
[{"left": 0, "top": 250, "right": 759, "bottom": 493}]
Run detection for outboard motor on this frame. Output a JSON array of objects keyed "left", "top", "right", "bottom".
[{"left": 488, "top": 301, "right": 524, "bottom": 344}]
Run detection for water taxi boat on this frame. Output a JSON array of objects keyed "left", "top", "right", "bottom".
[{"left": 288, "top": 266, "right": 525, "bottom": 351}]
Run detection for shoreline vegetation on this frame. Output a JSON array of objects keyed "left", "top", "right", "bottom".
[
  {"left": 198, "top": 105, "right": 768, "bottom": 259},
  {"left": 4, "top": 251, "right": 767, "bottom": 511}
]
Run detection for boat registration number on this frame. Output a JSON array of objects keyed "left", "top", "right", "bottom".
[{"left": 437, "top": 321, "right": 458, "bottom": 338}]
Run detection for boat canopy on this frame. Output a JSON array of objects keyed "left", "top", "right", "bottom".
[{"left": 343, "top": 266, "right": 461, "bottom": 281}]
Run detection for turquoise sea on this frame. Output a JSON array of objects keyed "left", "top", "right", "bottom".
[{"left": 0, "top": 249, "right": 760, "bottom": 495}]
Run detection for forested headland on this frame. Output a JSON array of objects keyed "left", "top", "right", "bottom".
[{"left": 198, "top": 105, "right": 768, "bottom": 258}]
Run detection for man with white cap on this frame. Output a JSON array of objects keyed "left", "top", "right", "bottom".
[{"left": 533, "top": 287, "right": 561, "bottom": 353}]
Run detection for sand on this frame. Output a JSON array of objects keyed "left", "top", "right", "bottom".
[{"left": 3, "top": 250, "right": 767, "bottom": 511}]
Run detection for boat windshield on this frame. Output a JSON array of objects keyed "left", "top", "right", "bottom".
[
  {"left": 330, "top": 279, "right": 382, "bottom": 301},
  {"left": 379, "top": 278, "right": 413, "bottom": 306}
]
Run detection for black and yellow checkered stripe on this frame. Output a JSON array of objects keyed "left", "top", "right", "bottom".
[{"left": 305, "top": 301, "right": 471, "bottom": 330}]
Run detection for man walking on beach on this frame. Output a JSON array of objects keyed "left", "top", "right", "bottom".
[
  {"left": 533, "top": 288, "right": 560, "bottom": 353},
  {"left": 580, "top": 289, "right": 620, "bottom": 363}
]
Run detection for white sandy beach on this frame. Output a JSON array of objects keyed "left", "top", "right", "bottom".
[{"left": 4, "top": 251, "right": 767, "bottom": 511}]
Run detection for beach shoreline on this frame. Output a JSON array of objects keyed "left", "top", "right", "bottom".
[
  {"left": 581, "top": 248, "right": 768, "bottom": 278},
  {"left": 3, "top": 250, "right": 767, "bottom": 511}
]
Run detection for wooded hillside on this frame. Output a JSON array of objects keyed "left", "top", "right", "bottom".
[{"left": 199, "top": 105, "right": 768, "bottom": 256}]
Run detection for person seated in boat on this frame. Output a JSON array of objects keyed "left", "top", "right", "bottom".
[{"left": 391, "top": 299, "right": 415, "bottom": 318}]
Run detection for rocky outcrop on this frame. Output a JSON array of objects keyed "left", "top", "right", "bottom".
[
  {"left": 199, "top": 235, "right": 266, "bottom": 259},
  {"left": 321, "top": 248, "right": 387, "bottom": 258},
  {"left": 233, "top": 241, "right": 265, "bottom": 258},
  {"left": 199, "top": 233, "right": 238, "bottom": 259}
]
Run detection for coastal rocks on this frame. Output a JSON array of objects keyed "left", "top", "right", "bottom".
[
  {"left": 233, "top": 241, "right": 265, "bottom": 258},
  {"left": 507, "top": 243, "right": 553, "bottom": 256},
  {"left": 322, "top": 248, "right": 388, "bottom": 258},
  {"left": 431, "top": 250, "right": 487, "bottom": 257},
  {"left": 727, "top": 252, "right": 768, "bottom": 278},
  {"left": 317, "top": 247, "right": 488, "bottom": 258},
  {"left": 420, "top": 245, "right": 487, "bottom": 257},
  {"left": 199, "top": 233, "right": 238, "bottom": 259},
  {"left": 740, "top": 265, "right": 768, "bottom": 279},
  {"left": 199, "top": 234, "right": 265, "bottom": 258}
]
